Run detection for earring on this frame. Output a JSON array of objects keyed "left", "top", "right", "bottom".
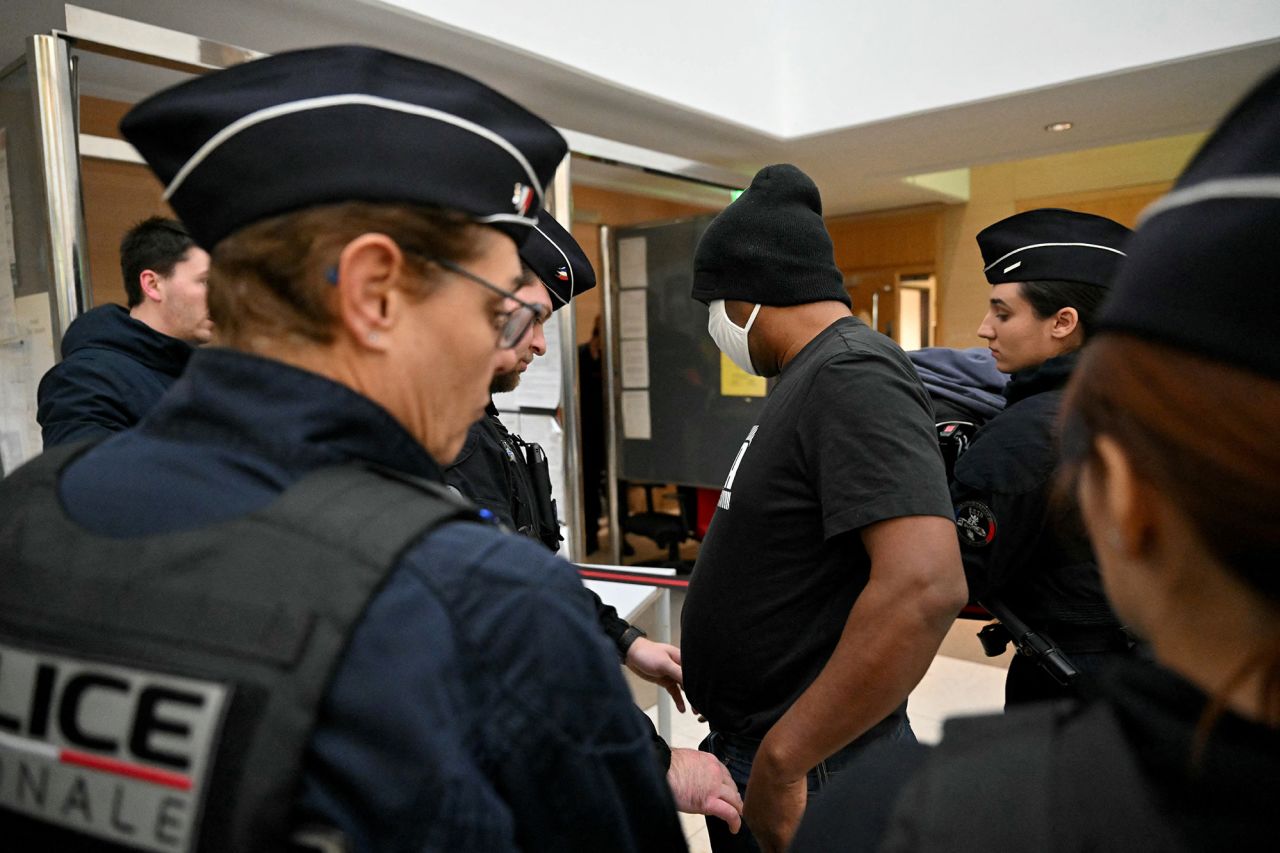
[{"left": 367, "top": 331, "right": 381, "bottom": 344}]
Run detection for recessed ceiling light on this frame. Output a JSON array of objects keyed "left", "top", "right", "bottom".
[{"left": 1045, "top": 121, "right": 1074, "bottom": 132}]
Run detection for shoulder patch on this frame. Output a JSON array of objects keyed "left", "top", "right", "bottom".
[
  {"left": 956, "top": 500, "right": 997, "bottom": 548},
  {"left": 0, "top": 641, "right": 228, "bottom": 852}
]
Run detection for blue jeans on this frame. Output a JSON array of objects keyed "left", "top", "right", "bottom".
[{"left": 699, "top": 715, "right": 916, "bottom": 853}]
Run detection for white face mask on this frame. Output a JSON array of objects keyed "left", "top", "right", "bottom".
[{"left": 707, "top": 300, "right": 762, "bottom": 376}]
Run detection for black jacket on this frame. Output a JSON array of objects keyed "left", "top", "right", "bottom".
[
  {"left": 36, "top": 304, "right": 192, "bottom": 447},
  {"left": 951, "top": 352, "right": 1118, "bottom": 634},
  {"left": 444, "top": 407, "right": 644, "bottom": 670},
  {"left": 28, "top": 348, "right": 685, "bottom": 852},
  {"left": 794, "top": 660, "right": 1279, "bottom": 853},
  {"left": 877, "top": 660, "right": 1279, "bottom": 852}
]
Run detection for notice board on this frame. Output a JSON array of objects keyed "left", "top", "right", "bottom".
[{"left": 611, "top": 216, "right": 769, "bottom": 488}]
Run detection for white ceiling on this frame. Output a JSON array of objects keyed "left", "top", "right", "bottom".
[{"left": 7, "top": 0, "right": 1280, "bottom": 214}]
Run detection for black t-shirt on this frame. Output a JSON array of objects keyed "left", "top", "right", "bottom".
[{"left": 681, "top": 316, "right": 953, "bottom": 737}]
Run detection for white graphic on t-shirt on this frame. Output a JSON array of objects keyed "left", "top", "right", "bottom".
[{"left": 718, "top": 425, "right": 758, "bottom": 511}]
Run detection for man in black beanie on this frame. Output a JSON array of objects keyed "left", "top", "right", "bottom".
[{"left": 681, "top": 164, "right": 968, "bottom": 852}]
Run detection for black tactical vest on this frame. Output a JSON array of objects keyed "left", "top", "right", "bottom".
[
  {"left": 0, "top": 443, "right": 477, "bottom": 851},
  {"left": 479, "top": 414, "right": 562, "bottom": 551}
]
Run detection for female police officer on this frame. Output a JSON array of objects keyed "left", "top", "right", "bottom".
[
  {"left": 952, "top": 207, "right": 1136, "bottom": 705},
  {"left": 794, "top": 61, "right": 1280, "bottom": 853},
  {"left": 876, "top": 62, "right": 1280, "bottom": 851},
  {"left": 0, "top": 46, "right": 685, "bottom": 851}
]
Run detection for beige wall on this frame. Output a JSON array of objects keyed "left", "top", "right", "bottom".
[{"left": 935, "top": 133, "right": 1206, "bottom": 348}]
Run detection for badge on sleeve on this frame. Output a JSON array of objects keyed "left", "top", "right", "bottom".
[
  {"left": 956, "top": 501, "right": 997, "bottom": 548},
  {"left": 0, "top": 642, "right": 228, "bottom": 852}
]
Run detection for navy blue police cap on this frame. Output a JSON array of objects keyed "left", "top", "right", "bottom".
[
  {"left": 519, "top": 209, "right": 596, "bottom": 311},
  {"left": 1100, "top": 64, "right": 1280, "bottom": 380},
  {"left": 120, "top": 45, "right": 567, "bottom": 251},
  {"left": 977, "top": 208, "right": 1131, "bottom": 287}
]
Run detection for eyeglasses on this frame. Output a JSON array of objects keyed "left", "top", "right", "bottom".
[
  {"left": 326, "top": 247, "right": 549, "bottom": 349},
  {"left": 428, "top": 257, "right": 549, "bottom": 349}
]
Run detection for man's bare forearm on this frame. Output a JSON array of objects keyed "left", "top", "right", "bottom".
[{"left": 755, "top": 519, "right": 965, "bottom": 780}]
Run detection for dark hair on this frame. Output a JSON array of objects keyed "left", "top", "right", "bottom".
[
  {"left": 1020, "top": 279, "right": 1109, "bottom": 341},
  {"left": 209, "top": 202, "right": 479, "bottom": 347},
  {"left": 119, "top": 217, "right": 196, "bottom": 307},
  {"left": 1061, "top": 335, "right": 1280, "bottom": 731}
]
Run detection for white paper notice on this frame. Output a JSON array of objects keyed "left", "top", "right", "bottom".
[
  {"left": 618, "top": 237, "right": 648, "bottom": 290},
  {"left": 15, "top": 293, "right": 55, "bottom": 382},
  {"left": 620, "top": 338, "right": 649, "bottom": 389},
  {"left": 618, "top": 289, "right": 648, "bottom": 340},
  {"left": 494, "top": 410, "right": 520, "bottom": 436},
  {"left": 0, "top": 294, "right": 54, "bottom": 474},
  {"left": 621, "top": 390, "right": 651, "bottom": 440}
]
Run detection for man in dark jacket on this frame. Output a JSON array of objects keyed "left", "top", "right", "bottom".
[{"left": 36, "top": 217, "right": 211, "bottom": 446}]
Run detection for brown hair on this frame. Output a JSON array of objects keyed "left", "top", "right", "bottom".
[
  {"left": 120, "top": 216, "right": 196, "bottom": 307},
  {"left": 1060, "top": 335, "right": 1280, "bottom": 732},
  {"left": 208, "top": 202, "right": 479, "bottom": 347}
]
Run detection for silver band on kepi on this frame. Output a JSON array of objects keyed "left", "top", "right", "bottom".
[
  {"left": 981, "top": 241, "right": 1127, "bottom": 273},
  {"left": 1136, "top": 175, "right": 1280, "bottom": 226},
  {"left": 162, "top": 92, "right": 544, "bottom": 212}
]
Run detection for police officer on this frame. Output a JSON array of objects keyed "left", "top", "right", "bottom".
[
  {"left": 445, "top": 209, "right": 583, "bottom": 551},
  {"left": 0, "top": 46, "right": 685, "bottom": 852},
  {"left": 952, "top": 208, "right": 1136, "bottom": 705},
  {"left": 445, "top": 210, "right": 678, "bottom": 675},
  {"left": 873, "top": 62, "right": 1280, "bottom": 851},
  {"left": 444, "top": 211, "right": 742, "bottom": 832}
]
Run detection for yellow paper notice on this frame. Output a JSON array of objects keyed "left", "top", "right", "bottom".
[{"left": 720, "top": 352, "right": 767, "bottom": 397}]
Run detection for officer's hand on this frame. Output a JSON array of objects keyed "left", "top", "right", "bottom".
[
  {"left": 743, "top": 762, "right": 807, "bottom": 853},
  {"left": 624, "top": 638, "right": 687, "bottom": 712},
  {"left": 666, "top": 748, "right": 743, "bottom": 833}
]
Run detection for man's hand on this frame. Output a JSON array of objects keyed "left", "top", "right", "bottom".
[
  {"left": 667, "top": 748, "right": 743, "bottom": 833},
  {"left": 743, "top": 760, "right": 807, "bottom": 853},
  {"left": 624, "top": 638, "right": 686, "bottom": 712}
]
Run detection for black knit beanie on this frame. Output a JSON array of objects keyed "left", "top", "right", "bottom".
[{"left": 692, "top": 164, "right": 849, "bottom": 307}]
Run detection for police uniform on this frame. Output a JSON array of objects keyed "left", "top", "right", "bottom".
[
  {"left": 796, "top": 63, "right": 1280, "bottom": 853},
  {"left": 0, "top": 46, "right": 684, "bottom": 852},
  {"left": 953, "top": 209, "right": 1134, "bottom": 705},
  {"left": 444, "top": 209, "right": 649, "bottom": 673},
  {"left": 448, "top": 402, "right": 545, "bottom": 538}
]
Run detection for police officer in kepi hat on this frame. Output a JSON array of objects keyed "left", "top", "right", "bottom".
[
  {"left": 951, "top": 207, "right": 1138, "bottom": 706},
  {"left": 793, "top": 62, "right": 1280, "bottom": 853},
  {"left": 445, "top": 209, "right": 592, "bottom": 553},
  {"left": 444, "top": 210, "right": 743, "bottom": 832},
  {"left": 0, "top": 46, "right": 685, "bottom": 852}
]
